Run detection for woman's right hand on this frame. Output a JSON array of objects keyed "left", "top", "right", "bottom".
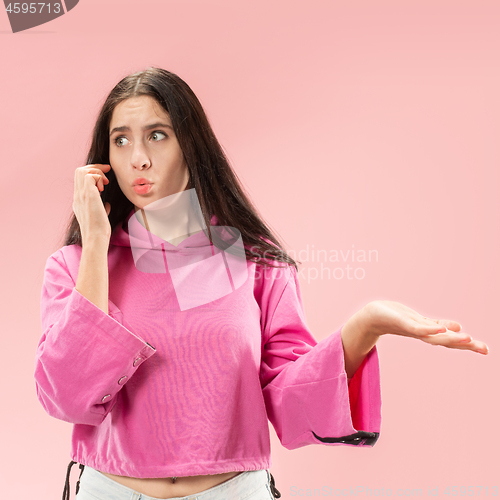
[{"left": 73, "top": 164, "right": 112, "bottom": 243}]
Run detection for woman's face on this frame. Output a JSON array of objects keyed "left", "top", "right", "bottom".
[{"left": 109, "top": 95, "right": 189, "bottom": 210}]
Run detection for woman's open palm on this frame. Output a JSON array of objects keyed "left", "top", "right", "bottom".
[{"left": 364, "top": 300, "right": 489, "bottom": 355}]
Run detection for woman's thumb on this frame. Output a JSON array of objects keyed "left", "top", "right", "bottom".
[{"left": 105, "top": 202, "right": 111, "bottom": 216}]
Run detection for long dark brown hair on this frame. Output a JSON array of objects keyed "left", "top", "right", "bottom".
[{"left": 63, "top": 67, "right": 299, "bottom": 270}]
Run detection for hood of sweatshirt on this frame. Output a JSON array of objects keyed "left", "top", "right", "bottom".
[
  {"left": 109, "top": 209, "right": 248, "bottom": 307},
  {"left": 109, "top": 208, "right": 248, "bottom": 310},
  {"left": 110, "top": 208, "right": 220, "bottom": 251}
]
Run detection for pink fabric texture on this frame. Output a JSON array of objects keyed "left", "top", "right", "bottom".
[{"left": 34, "top": 209, "right": 382, "bottom": 478}]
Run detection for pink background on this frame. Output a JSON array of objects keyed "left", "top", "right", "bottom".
[{"left": 1, "top": 1, "right": 498, "bottom": 498}]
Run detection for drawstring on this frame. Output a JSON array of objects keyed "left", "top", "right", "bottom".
[
  {"left": 76, "top": 463, "right": 85, "bottom": 494},
  {"left": 62, "top": 461, "right": 75, "bottom": 500},
  {"left": 269, "top": 472, "right": 281, "bottom": 498},
  {"left": 63, "top": 461, "right": 85, "bottom": 500}
]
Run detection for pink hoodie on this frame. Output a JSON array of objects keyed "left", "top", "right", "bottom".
[{"left": 34, "top": 209, "right": 381, "bottom": 478}]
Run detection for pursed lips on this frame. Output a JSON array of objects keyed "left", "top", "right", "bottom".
[{"left": 133, "top": 178, "right": 153, "bottom": 186}]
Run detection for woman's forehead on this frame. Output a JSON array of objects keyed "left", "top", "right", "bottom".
[{"left": 110, "top": 95, "right": 171, "bottom": 127}]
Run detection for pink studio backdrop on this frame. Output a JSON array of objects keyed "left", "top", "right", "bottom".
[{"left": 1, "top": 1, "right": 498, "bottom": 498}]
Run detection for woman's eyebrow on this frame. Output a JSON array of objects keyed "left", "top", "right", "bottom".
[{"left": 109, "top": 122, "right": 173, "bottom": 136}]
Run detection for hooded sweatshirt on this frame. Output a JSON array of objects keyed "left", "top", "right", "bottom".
[{"left": 34, "top": 208, "right": 382, "bottom": 478}]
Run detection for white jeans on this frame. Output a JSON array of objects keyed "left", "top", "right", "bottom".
[{"left": 75, "top": 466, "right": 277, "bottom": 500}]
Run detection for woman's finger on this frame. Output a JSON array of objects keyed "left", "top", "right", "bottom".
[
  {"left": 455, "top": 338, "right": 489, "bottom": 354},
  {"left": 87, "top": 170, "right": 109, "bottom": 188},
  {"left": 414, "top": 325, "right": 488, "bottom": 353},
  {"left": 408, "top": 316, "right": 463, "bottom": 336},
  {"left": 419, "top": 331, "right": 489, "bottom": 354},
  {"left": 430, "top": 318, "right": 462, "bottom": 332},
  {"left": 416, "top": 327, "right": 469, "bottom": 344},
  {"left": 79, "top": 172, "right": 101, "bottom": 192},
  {"left": 75, "top": 165, "right": 110, "bottom": 190},
  {"left": 404, "top": 316, "right": 448, "bottom": 337}
]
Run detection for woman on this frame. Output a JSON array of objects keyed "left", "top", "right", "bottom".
[{"left": 34, "top": 67, "right": 488, "bottom": 500}]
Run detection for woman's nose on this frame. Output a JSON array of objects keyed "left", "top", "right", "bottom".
[{"left": 131, "top": 142, "right": 151, "bottom": 170}]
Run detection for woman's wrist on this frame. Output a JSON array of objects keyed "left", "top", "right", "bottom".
[
  {"left": 360, "top": 301, "right": 384, "bottom": 340},
  {"left": 76, "top": 238, "right": 110, "bottom": 315},
  {"left": 82, "top": 232, "right": 111, "bottom": 250},
  {"left": 340, "top": 304, "right": 379, "bottom": 380}
]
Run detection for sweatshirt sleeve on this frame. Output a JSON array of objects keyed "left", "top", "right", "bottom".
[
  {"left": 259, "top": 264, "right": 381, "bottom": 450},
  {"left": 34, "top": 248, "right": 156, "bottom": 426}
]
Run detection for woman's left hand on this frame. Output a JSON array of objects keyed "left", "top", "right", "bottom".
[{"left": 362, "top": 300, "right": 489, "bottom": 355}]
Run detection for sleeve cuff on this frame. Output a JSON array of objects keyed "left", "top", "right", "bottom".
[
  {"left": 35, "top": 287, "right": 156, "bottom": 425},
  {"left": 279, "top": 325, "right": 382, "bottom": 449}
]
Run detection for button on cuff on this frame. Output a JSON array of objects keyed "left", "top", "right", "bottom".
[{"left": 101, "top": 394, "right": 111, "bottom": 403}]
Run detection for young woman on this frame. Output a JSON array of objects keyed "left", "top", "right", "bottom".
[{"left": 34, "top": 67, "right": 488, "bottom": 500}]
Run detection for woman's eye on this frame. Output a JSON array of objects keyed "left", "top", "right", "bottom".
[
  {"left": 151, "top": 131, "right": 167, "bottom": 142},
  {"left": 115, "top": 137, "right": 130, "bottom": 147}
]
